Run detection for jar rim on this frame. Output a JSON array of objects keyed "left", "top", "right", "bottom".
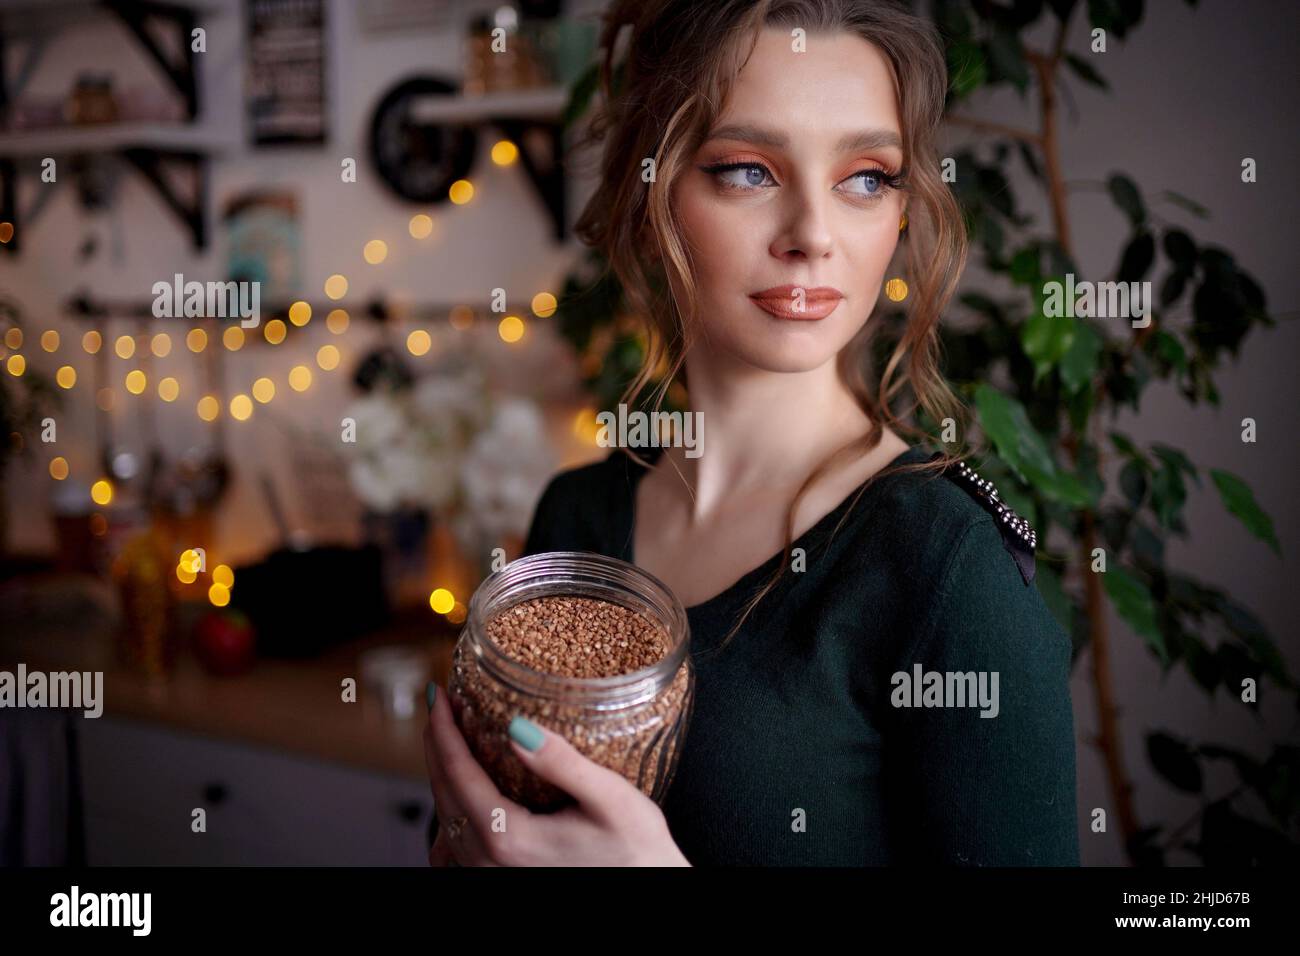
[{"left": 464, "top": 551, "right": 690, "bottom": 705}]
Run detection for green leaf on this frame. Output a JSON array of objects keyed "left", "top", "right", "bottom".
[
  {"left": 1163, "top": 229, "right": 1197, "bottom": 270},
  {"left": 1060, "top": 321, "right": 1102, "bottom": 393},
  {"left": 1119, "top": 459, "right": 1147, "bottom": 508},
  {"left": 1151, "top": 330, "right": 1187, "bottom": 372},
  {"left": 1009, "top": 246, "right": 1041, "bottom": 285},
  {"left": 1148, "top": 732, "right": 1203, "bottom": 793},
  {"left": 1021, "top": 312, "right": 1075, "bottom": 382},
  {"left": 1108, "top": 431, "right": 1145, "bottom": 461},
  {"left": 974, "top": 384, "right": 1056, "bottom": 479},
  {"left": 986, "top": 27, "right": 1030, "bottom": 92},
  {"left": 1103, "top": 564, "right": 1166, "bottom": 662},
  {"left": 1210, "top": 469, "right": 1281, "bottom": 555},
  {"left": 974, "top": 384, "right": 1093, "bottom": 506},
  {"left": 1117, "top": 231, "right": 1155, "bottom": 283},
  {"left": 1064, "top": 52, "right": 1109, "bottom": 89},
  {"left": 1107, "top": 173, "right": 1146, "bottom": 226},
  {"left": 948, "top": 39, "right": 987, "bottom": 98},
  {"left": 562, "top": 62, "right": 600, "bottom": 129}
]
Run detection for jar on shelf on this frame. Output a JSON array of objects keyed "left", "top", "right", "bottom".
[{"left": 447, "top": 551, "right": 694, "bottom": 812}]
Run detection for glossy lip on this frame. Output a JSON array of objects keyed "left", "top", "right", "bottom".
[{"left": 748, "top": 284, "right": 844, "bottom": 321}]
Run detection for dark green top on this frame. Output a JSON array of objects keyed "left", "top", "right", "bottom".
[{"left": 521, "top": 444, "right": 1079, "bottom": 866}]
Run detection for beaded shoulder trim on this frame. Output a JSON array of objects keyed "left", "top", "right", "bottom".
[{"left": 929, "top": 453, "right": 1038, "bottom": 586}]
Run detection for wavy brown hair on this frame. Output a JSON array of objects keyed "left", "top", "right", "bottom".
[{"left": 571, "top": 0, "right": 970, "bottom": 650}]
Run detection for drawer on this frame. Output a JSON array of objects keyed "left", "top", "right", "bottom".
[{"left": 77, "top": 716, "right": 432, "bottom": 866}]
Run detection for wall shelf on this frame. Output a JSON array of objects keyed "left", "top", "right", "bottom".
[{"left": 0, "top": 0, "right": 225, "bottom": 253}]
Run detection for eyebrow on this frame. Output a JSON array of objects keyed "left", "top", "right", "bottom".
[{"left": 704, "top": 123, "right": 902, "bottom": 153}]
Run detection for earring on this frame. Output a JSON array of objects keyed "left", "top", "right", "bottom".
[
  {"left": 885, "top": 277, "right": 908, "bottom": 302},
  {"left": 899, "top": 212, "right": 908, "bottom": 233}
]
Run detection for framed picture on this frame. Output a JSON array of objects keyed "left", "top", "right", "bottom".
[{"left": 245, "top": 0, "right": 328, "bottom": 146}]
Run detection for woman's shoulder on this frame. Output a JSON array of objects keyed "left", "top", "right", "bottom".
[
  {"left": 522, "top": 450, "right": 642, "bottom": 556},
  {"left": 865, "top": 450, "right": 1040, "bottom": 590}
]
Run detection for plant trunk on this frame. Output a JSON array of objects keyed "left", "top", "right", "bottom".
[{"left": 1032, "top": 45, "right": 1142, "bottom": 861}]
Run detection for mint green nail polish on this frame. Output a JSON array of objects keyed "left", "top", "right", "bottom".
[
  {"left": 509, "top": 715, "right": 545, "bottom": 752},
  {"left": 426, "top": 681, "right": 437, "bottom": 712}
]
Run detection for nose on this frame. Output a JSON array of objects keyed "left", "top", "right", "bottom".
[{"left": 769, "top": 181, "right": 834, "bottom": 263}]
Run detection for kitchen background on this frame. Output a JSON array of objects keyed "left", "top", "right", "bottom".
[{"left": 0, "top": 0, "right": 1295, "bottom": 867}]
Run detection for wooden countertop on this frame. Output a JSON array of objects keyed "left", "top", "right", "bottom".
[{"left": 0, "top": 575, "right": 458, "bottom": 783}]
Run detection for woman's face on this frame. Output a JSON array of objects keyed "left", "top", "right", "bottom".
[{"left": 670, "top": 28, "right": 906, "bottom": 373}]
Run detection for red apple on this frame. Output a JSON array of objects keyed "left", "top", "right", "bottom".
[{"left": 193, "top": 608, "right": 256, "bottom": 676}]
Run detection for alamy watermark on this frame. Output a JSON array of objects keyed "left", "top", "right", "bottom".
[
  {"left": 152, "top": 273, "right": 261, "bottom": 328},
  {"left": 596, "top": 403, "right": 704, "bottom": 459},
  {"left": 50, "top": 886, "right": 151, "bottom": 936},
  {"left": 1042, "top": 274, "right": 1152, "bottom": 328},
  {"left": 890, "top": 664, "right": 1000, "bottom": 718},
  {"left": 0, "top": 664, "right": 103, "bottom": 718}
]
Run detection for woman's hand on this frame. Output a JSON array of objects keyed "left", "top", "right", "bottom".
[{"left": 422, "top": 681, "right": 691, "bottom": 867}]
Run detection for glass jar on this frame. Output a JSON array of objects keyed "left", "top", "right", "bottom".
[{"left": 447, "top": 551, "right": 694, "bottom": 812}]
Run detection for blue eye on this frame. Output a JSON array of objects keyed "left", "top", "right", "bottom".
[
  {"left": 842, "top": 167, "right": 902, "bottom": 198},
  {"left": 701, "top": 162, "right": 776, "bottom": 191}
]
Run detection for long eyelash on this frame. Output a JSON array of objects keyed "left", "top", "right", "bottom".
[
  {"left": 699, "top": 161, "right": 773, "bottom": 189},
  {"left": 699, "top": 161, "right": 907, "bottom": 195},
  {"left": 854, "top": 166, "right": 906, "bottom": 192}
]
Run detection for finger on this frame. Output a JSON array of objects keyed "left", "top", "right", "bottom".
[
  {"left": 427, "top": 682, "right": 527, "bottom": 861},
  {"left": 505, "top": 714, "right": 635, "bottom": 823},
  {"left": 428, "top": 824, "right": 456, "bottom": 867},
  {"left": 423, "top": 703, "right": 494, "bottom": 865}
]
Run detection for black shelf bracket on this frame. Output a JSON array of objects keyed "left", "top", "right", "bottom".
[
  {"left": 121, "top": 147, "right": 208, "bottom": 250},
  {"left": 104, "top": 0, "right": 200, "bottom": 120},
  {"left": 492, "top": 117, "right": 567, "bottom": 242}
]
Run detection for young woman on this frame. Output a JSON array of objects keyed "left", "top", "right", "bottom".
[{"left": 423, "top": 0, "right": 1079, "bottom": 866}]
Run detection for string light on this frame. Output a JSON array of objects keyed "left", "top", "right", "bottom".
[
  {"left": 114, "top": 335, "right": 135, "bottom": 359},
  {"left": 3, "top": 328, "right": 21, "bottom": 349},
  {"left": 363, "top": 239, "right": 388, "bottom": 264},
  {"left": 449, "top": 180, "right": 474, "bottom": 205},
  {"left": 288, "top": 365, "right": 312, "bottom": 391},
  {"left": 409, "top": 214, "right": 433, "bottom": 239},
  {"left": 498, "top": 315, "right": 524, "bottom": 344},
  {"left": 186, "top": 328, "right": 207, "bottom": 352},
  {"left": 326, "top": 309, "right": 349, "bottom": 334},
  {"left": 429, "top": 588, "right": 455, "bottom": 614},
  {"left": 490, "top": 140, "right": 519, "bottom": 166},
  {"left": 125, "top": 370, "right": 147, "bottom": 394},
  {"left": 208, "top": 583, "right": 231, "bottom": 607},
  {"left": 158, "top": 377, "right": 180, "bottom": 402},
  {"left": 316, "top": 344, "right": 340, "bottom": 370},
  {"left": 49, "top": 457, "right": 69, "bottom": 480},
  {"left": 151, "top": 333, "right": 171, "bottom": 357},
  {"left": 41, "top": 330, "right": 59, "bottom": 352},
  {"left": 252, "top": 377, "right": 275, "bottom": 403},
  {"left": 56, "top": 365, "right": 76, "bottom": 389},
  {"left": 289, "top": 301, "right": 312, "bottom": 327},
  {"left": 213, "top": 565, "right": 234, "bottom": 588},
  {"left": 230, "top": 394, "right": 253, "bottom": 421},
  {"left": 531, "top": 292, "right": 557, "bottom": 317},
  {"left": 223, "top": 326, "right": 245, "bottom": 351},
  {"left": 91, "top": 479, "right": 113, "bottom": 506},
  {"left": 264, "top": 319, "right": 287, "bottom": 344},
  {"left": 82, "top": 330, "right": 101, "bottom": 354},
  {"left": 197, "top": 395, "right": 220, "bottom": 421},
  {"left": 6, "top": 354, "right": 25, "bottom": 376},
  {"left": 406, "top": 330, "right": 431, "bottom": 356},
  {"left": 449, "top": 306, "right": 474, "bottom": 330},
  {"left": 324, "top": 275, "right": 348, "bottom": 299},
  {"left": 0, "top": 222, "right": 13, "bottom": 243}
]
